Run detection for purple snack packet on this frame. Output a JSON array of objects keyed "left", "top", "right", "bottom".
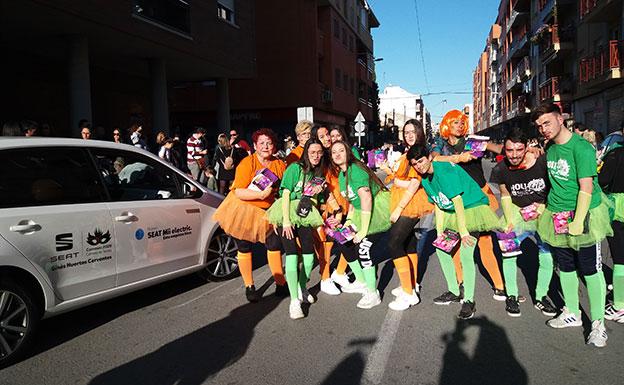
[
  {"left": 432, "top": 229, "right": 460, "bottom": 253},
  {"left": 495, "top": 231, "right": 522, "bottom": 256},
  {"left": 367, "top": 151, "right": 376, "bottom": 168},
  {"left": 250, "top": 168, "right": 278, "bottom": 191},
  {"left": 374, "top": 150, "right": 386, "bottom": 168},
  {"left": 520, "top": 203, "right": 539, "bottom": 221},
  {"left": 303, "top": 177, "right": 325, "bottom": 197},
  {"left": 464, "top": 135, "right": 489, "bottom": 158},
  {"left": 552, "top": 210, "right": 574, "bottom": 234}
]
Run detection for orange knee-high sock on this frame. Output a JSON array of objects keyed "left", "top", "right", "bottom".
[
  {"left": 320, "top": 241, "right": 333, "bottom": 280},
  {"left": 453, "top": 249, "right": 464, "bottom": 284},
  {"left": 407, "top": 253, "right": 419, "bottom": 287},
  {"left": 267, "top": 250, "right": 286, "bottom": 286},
  {"left": 237, "top": 251, "right": 254, "bottom": 287},
  {"left": 336, "top": 254, "right": 349, "bottom": 275},
  {"left": 478, "top": 234, "right": 504, "bottom": 290},
  {"left": 393, "top": 257, "right": 413, "bottom": 294}
]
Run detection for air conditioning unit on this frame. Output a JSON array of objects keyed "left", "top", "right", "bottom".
[{"left": 321, "top": 89, "right": 333, "bottom": 103}]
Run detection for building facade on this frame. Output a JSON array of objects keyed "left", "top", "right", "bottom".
[
  {"left": 1, "top": 0, "right": 256, "bottom": 139},
  {"left": 473, "top": 0, "right": 624, "bottom": 139},
  {"left": 171, "top": 0, "right": 380, "bottom": 140}
]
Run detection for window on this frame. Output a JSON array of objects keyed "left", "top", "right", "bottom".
[
  {"left": 335, "top": 68, "right": 342, "bottom": 89},
  {"left": 0, "top": 148, "right": 106, "bottom": 208},
  {"left": 333, "top": 19, "right": 340, "bottom": 38},
  {"left": 91, "top": 149, "right": 182, "bottom": 202},
  {"left": 133, "top": 0, "right": 191, "bottom": 35},
  {"left": 217, "top": 0, "right": 236, "bottom": 24}
]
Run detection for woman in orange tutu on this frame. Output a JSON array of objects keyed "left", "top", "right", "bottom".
[
  {"left": 212, "top": 128, "right": 287, "bottom": 302},
  {"left": 385, "top": 119, "right": 434, "bottom": 311},
  {"left": 431, "top": 109, "right": 506, "bottom": 300}
]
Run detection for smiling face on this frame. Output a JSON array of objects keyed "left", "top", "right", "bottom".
[
  {"left": 307, "top": 143, "right": 324, "bottom": 167},
  {"left": 297, "top": 128, "right": 311, "bottom": 147},
  {"left": 317, "top": 127, "right": 331, "bottom": 149},
  {"left": 504, "top": 140, "right": 527, "bottom": 167},
  {"left": 534, "top": 112, "right": 564, "bottom": 141},
  {"left": 330, "top": 129, "right": 343, "bottom": 143},
  {"left": 403, "top": 123, "right": 418, "bottom": 147},
  {"left": 331, "top": 142, "right": 348, "bottom": 168},
  {"left": 409, "top": 155, "right": 432, "bottom": 175},
  {"left": 253, "top": 134, "right": 275, "bottom": 159}
]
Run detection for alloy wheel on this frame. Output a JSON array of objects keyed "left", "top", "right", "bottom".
[{"left": 0, "top": 290, "right": 29, "bottom": 360}]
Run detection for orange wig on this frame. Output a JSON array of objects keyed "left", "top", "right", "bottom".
[{"left": 439, "top": 110, "right": 469, "bottom": 139}]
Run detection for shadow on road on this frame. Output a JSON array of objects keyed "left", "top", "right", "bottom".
[
  {"left": 320, "top": 338, "right": 375, "bottom": 385},
  {"left": 439, "top": 316, "right": 527, "bottom": 385},
  {"left": 89, "top": 279, "right": 283, "bottom": 385}
]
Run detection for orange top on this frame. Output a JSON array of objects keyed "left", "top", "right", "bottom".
[
  {"left": 325, "top": 169, "right": 349, "bottom": 214},
  {"left": 231, "top": 153, "right": 286, "bottom": 209},
  {"left": 285, "top": 146, "right": 304, "bottom": 166},
  {"left": 390, "top": 155, "right": 434, "bottom": 217}
]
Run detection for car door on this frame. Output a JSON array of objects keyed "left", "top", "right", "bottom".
[
  {"left": 90, "top": 148, "right": 202, "bottom": 286},
  {"left": 0, "top": 147, "right": 116, "bottom": 300}
]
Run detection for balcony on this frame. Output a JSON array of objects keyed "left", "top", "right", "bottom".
[
  {"left": 508, "top": 32, "right": 529, "bottom": 59},
  {"left": 509, "top": 96, "right": 530, "bottom": 119},
  {"left": 580, "top": 0, "right": 621, "bottom": 23},
  {"left": 539, "top": 76, "right": 571, "bottom": 102},
  {"left": 539, "top": 24, "right": 574, "bottom": 63},
  {"left": 507, "top": 10, "right": 528, "bottom": 33},
  {"left": 578, "top": 40, "right": 623, "bottom": 87}
]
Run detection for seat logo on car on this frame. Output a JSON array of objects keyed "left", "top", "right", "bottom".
[
  {"left": 86, "top": 229, "right": 112, "bottom": 246},
  {"left": 55, "top": 233, "right": 73, "bottom": 251}
]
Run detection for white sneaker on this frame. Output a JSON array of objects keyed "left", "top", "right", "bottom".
[
  {"left": 587, "top": 320, "right": 608, "bottom": 347},
  {"left": 605, "top": 302, "right": 624, "bottom": 323},
  {"left": 389, "top": 290, "right": 420, "bottom": 311},
  {"left": 391, "top": 284, "right": 421, "bottom": 297},
  {"left": 357, "top": 290, "right": 382, "bottom": 309},
  {"left": 298, "top": 287, "right": 316, "bottom": 304},
  {"left": 320, "top": 279, "right": 341, "bottom": 295},
  {"left": 547, "top": 307, "right": 582, "bottom": 329},
  {"left": 289, "top": 299, "right": 304, "bottom": 320},
  {"left": 341, "top": 280, "right": 368, "bottom": 294},
  {"left": 331, "top": 271, "right": 351, "bottom": 288}
]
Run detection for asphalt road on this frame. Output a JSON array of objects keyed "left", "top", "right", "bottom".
[{"left": 2, "top": 160, "right": 623, "bottom": 385}]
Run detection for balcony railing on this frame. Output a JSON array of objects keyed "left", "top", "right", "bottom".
[
  {"left": 579, "top": 0, "right": 599, "bottom": 19},
  {"left": 539, "top": 76, "right": 561, "bottom": 101},
  {"left": 539, "top": 0, "right": 553, "bottom": 12},
  {"left": 578, "top": 40, "right": 623, "bottom": 83}
]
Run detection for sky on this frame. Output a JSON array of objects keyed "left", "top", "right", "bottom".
[{"left": 368, "top": 0, "right": 500, "bottom": 124}]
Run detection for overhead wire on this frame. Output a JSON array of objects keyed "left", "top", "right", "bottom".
[{"left": 413, "top": 0, "right": 430, "bottom": 93}]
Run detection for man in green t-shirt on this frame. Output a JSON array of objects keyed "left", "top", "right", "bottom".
[{"left": 533, "top": 103, "right": 610, "bottom": 348}]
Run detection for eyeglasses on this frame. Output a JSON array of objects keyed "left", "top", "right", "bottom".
[
  {"left": 230, "top": 133, "right": 238, "bottom": 137},
  {"left": 113, "top": 132, "right": 120, "bottom": 136}
]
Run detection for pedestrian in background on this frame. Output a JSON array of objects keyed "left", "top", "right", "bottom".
[
  {"left": 21, "top": 120, "right": 39, "bottom": 137},
  {"left": 213, "top": 133, "right": 238, "bottom": 195},
  {"left": 187, "top": 126, "right": 208, "bottom": 184},
  {"left": 230, "top": 129, "right": 251, "bottom": 155},
  {"left": 112, "top": 127, "right": 122, "bottom": 143},
  {"left": 204, "top": 166, "right": 218, "bottom": 192},
  {"left": 80, "top": 125, "right": 91, "bottom": 140},
  {"left": 2, "top": 121, "right": 22, "bottom": 136}
]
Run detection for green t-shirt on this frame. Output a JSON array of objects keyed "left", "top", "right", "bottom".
[
  {"left": 421, "top": 161, "right": 489, "bottom": 212},
  {"left": 280, "top": 163, "right": 322, "bottom": 201},
  {"left": 351, "top": 147, "right": 361, "bottom": 160},
  {"left": 545, "top": 133, "right": 602, "bottom": 212},
  {"left": 339, "top": 163, "right": 379, "bottom": 210}
]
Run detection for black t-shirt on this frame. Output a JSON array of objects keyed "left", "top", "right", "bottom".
[
  {"left": 599, "top": 146, "right": 624, "bottom": 194},
  {"left": 490, "top": 155, "right": 549, "bottom": 207},
  {"left": 450, "top": 138, "right": 487, "bottom": 187}
]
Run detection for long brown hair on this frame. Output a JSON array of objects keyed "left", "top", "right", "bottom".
[
  {"left": 401, "top": 119, "right": 426, "bottom": 179},
  {"left": 330, "top": 141, "right": 387, "bottom": 194}
]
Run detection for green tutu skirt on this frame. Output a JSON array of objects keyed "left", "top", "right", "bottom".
[
  {"left": 609, "top": 193, "right": 624, "bottom": 223},
  {"left": 350, "top": 190, "right": 391, "bottom": 235},
  {"left": 439, "top": 204, "right": 503, "bottom": 234},
  {"left": 266, "top": 197, "right": 324, "bottom": 228},
  {"left": 537, "top": 193, "right": 614, "bottom": 250},
  {"left": 509, "top": 203, "right": 538, "bottom": 235}
]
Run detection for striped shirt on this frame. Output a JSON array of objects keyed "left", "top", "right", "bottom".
[{"left": 187, "top": 135, "right": 205, "bottom": 162}]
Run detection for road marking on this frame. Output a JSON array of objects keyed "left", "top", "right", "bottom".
[
  {"left": 169, "top": 280, "right": 236, "bottom": 309},
  {"left": 363, "top": 309, "right": 403, "bottom": 384}
]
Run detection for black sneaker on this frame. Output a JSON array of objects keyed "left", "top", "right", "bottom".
[
  {"left": 534, "top": 296, "right": 557, "bottom": 317},
  {"left": 459, "top": 283, "right": 464, "bottom": 299},
  {"left": 275, "top": 283, "right": 289, "bottom": 297},
  {"left": 458, "top": 301, "right": 476, "bottom": 319},
  {"left": 433, "top": 291, "right": 462, "bottom": 305},
  {"left": 492, "top": 289, "right": 506, "bottom": 301},
  {"left": 245, "top": 285, "right": 260, "bottom": 302},
  {"left": 505, "top": 296, "right": 521, "bottom": 317}
]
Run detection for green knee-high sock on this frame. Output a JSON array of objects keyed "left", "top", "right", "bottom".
[
  {"left": 585, "top": 271, "right": 607, "bottom": 321},
  {"left": 459, "top": 243, "right": 477, "bottom": 302},
  {"left": 298, "top": 253, "right": 315, "bottom": 289},
  {"left": 284, "top": 254, "right": 299, "bottom": 299},
  {"left": 502, "top": 257, "right": 518, "bottom": 297},
  {"left": 363, "top": 266, "right": 377, "bottom": 292},
  {"left": 559, "top": 271, "right": 580, "bottom": 316},
  {"left": 536, "top": 252, "right": 554, "bottom": 299},
  {"left": 348, "top": 261, "right": 366, "bottom": 283},
  {"left": 437, "top": 250, "right": 460, "bottom": 296},
  {"left": 613, "top": 264, "right": 624, "bottom": 310}
]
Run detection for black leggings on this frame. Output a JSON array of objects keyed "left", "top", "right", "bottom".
[
  {"left": 279, "top": 226, "right": 315, "bottom": 255},
  {"left": 388, "top": 216, "right": 419, "bottom": 260},
  {"left": 607, "top": 220, "right": 624, "bottom": 265},
  {"left": 333, "top": 232, "right": 384, "bottom": 269},
  {"left": 235, "top": 232, "right": 281, "bottom": 253},
  {"left": 551, "top": 244, "right": 603, "bottom": 276}
]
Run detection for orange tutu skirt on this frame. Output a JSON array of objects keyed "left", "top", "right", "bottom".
[
  {"left": 390, "top": 185, "right": 434, "bottom": 218},
  {"left": 483, "top": 184, "right": 499, "bottom": 211},
  {"left": 212, "top": 192, "right": 271, "bottom": 243}
]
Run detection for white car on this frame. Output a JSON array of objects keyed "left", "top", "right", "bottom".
[{"left": 0, "top": 138, "right": 238, "bottom": 367}]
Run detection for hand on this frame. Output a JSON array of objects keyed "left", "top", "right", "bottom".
[
  {"left": 568, "top": 220, "right": 584, "bottom": 236},
  {"left": 311, "top": 184, "right": 324, "bottom": 196},
  {"left": 505, "top": 222, "right": 514, "bottom": 233},
  {"left": 527, "top": 146, "right": 544, "bottom": 157},
  {"left": 353, "top": 231, "right": 367, "bottom": 244},
  {"left": 281, "top": 224, "right": 294, "bottom": 240},
  {"left": 259, "top": 186, "right": 273, "bottom": 200},
  {"left": 390, "top": 207, "right": 402, "bottom": 223},
  {"left": 457, "top": 152, "right": 477, "bottom": 163},
  {"left": 461, "top": 234, "right": 477, "bottom": 248},
  {"left": 325, "top": 215, "right": 340, "bottom": 228}
]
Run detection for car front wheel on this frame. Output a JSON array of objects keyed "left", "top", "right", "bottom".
[
  {"left": 202, "top": 230, "right": 239, "bottom": 281},
  {"left": 0, "top": 280, "right": 41, "bottom": 369}
]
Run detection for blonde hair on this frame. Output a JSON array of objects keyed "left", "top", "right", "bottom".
[
  {"left": 295, "top": 120, "right": 313, "bottom": 135},
  {"left": 156, "top": 131, "right": 166, "bottom": 145},
  {"left": 218, "top": 133, "right": 231, "bottom": 149}
]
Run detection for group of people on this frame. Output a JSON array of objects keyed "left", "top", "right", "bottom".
[{"left": 212, "top": 103, "right": 623, "bottom": 350}]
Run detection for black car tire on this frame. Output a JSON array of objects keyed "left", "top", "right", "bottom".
[
  {"left": 200, "top": 230, "right": 240, "bottom": 281},
  {"left": 0, "top": 279, "right": 41, "bottom": 369}
]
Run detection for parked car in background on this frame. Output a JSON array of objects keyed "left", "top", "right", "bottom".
[{"left": 0, "top": 138, "right": 239, "bottom": 367}]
